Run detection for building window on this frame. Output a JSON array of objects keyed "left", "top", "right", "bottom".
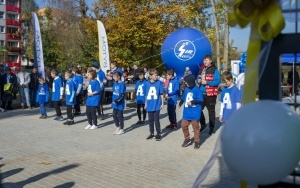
[
  {"left": 7, "top": 27, "right": 18, "bottom": 33},
  {"left": 0, "top": 0, "right": 4, "bottom": 5},
  {"left": 0, "top": 12, "right": 4, "bottom": 19},
  {"left": 7, "top": 41, "right": 18, "bottom": 47},
  {"left": 8, "top": 14, "right": 17, "bottom": 20},
  {"left": 8, "top": 1, "right": 17, "bottom": 6},
  {"left": 0, "top": 40, "right": 4, "bottom": 47},
  {"left": 0, "top": 26, "right": 4, "bottom": 33},
  {"left": 8, "top": 55, "right": 18, "bottom": 62}
]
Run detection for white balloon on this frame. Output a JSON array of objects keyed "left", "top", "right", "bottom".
[{"left": 221, "top": 100, "right": 300, "bottom": 185}]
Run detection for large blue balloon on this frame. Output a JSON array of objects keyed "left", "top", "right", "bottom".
[{"left": 161, "top": 28, "right": 212, "bottom": 79}]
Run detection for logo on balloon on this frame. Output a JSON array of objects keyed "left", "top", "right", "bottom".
[{"left": 174, "top": 40, "right": 196, "bottom": 61}]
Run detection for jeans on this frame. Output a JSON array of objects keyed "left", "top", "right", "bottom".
[
  {"left": 29, "top": 88, "right": 38, "bottom": 106},
  {"left": 167, "top": 104, "right": 177, "bottom": 124},
  {"left": 148, "top": 110, "right": 161, "bottom": 134},
  {"left": 86, "top": 106, "right": 97, "bottom": 126},
  {"left": 53, "top": 101, "right": 62, "bottom": 117},
  {"left": 200, "top": 95, "right": 217, "bottom": 129},
  {"left": 19, "top": 86, "right": 31, "bottom": 107},
  {"left": 39, "top": 102, "right": 47, "bottom": 116},
  {"left": 66, "top": 105, "right": 74, "bottom": 120},
  {"left": 113, "top": 109, "right": 124, "bottom": 129}
]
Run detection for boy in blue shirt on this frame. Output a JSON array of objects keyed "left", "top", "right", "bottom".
[
  {"left": 72, "top": 67, "right": 83, "bottom": 116},
  {"left": 165, "top": 69, "right": 180, "bottom": 129},
  {"left": 135, "top": 70, "right": 146, "bottom": 124},
  {"left": 51, "top": 69, "right": 64, "bottom": 121},
  {"left": 85, "top": 70, "right": 101, "bottom": 130},
  {"left": 145, "top": 69, "right": 164, "bottom": 141},
  {"left": 219, "top": 71, "right": 242, "bottom": 123},
  {"left": 179, "top": 74, "right": 203, "bottom": 149},
  {"left": 36, "top": 77, "right": 49, "bottom": 119},
  {"left": 63, "top": 71, "right": 76, "bottom": 125},
  {"left": 112, "top": 72, "right": 126, "bottom": 135}
]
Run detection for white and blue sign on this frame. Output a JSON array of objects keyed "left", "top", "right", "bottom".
[{"left": 161, "top": 28, "right": 212, "bottom": 79}]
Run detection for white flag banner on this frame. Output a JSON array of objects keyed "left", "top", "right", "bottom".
[
  {"left": 97, "top": 20, "right": 110, "bottom": 73},
  {"left": 32, "top": 12, "right": 45, "bottom": 79}
]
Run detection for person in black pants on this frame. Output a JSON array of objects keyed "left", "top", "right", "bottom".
[{"left": 197, "top": 55, "right": 221, "bottom": 135}]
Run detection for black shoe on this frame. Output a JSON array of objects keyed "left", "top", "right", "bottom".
[
  {"left": 141, "top": 120, "right": 145, "bottom": 124},
  {"left": 63, "top": 121, "right": 69, "bottom": 125},
  {"left": 181, "top": 139, "right": 192, "bottom": 147},
  {"left": 74, "top": 112, "right": 81, "bottom": 116},
  {"left": 136, "top": 120, "right": 142, "bottom": 125},
  {"left": 146, "top": 134, "right": 155, "bottom": 140},
  {"left": 200, "top": 124, "right": 207, "bottom": 133},
  {"left": 209, "top": 128, "right": 214, "bottom": 135},
  {"left": 166, "top": 124, "right": 173, "bottom": 129},
  {"left": 194, "top": 142, "right": 200, "bottom": 149},
  {"left": 67, "top": 121, "right": 74, "bottom": 125},
  {"left": 155, "top": 134, "right": 162, "bottom": 141}
]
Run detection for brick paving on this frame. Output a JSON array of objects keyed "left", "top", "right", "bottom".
[{"left": 0, "top": 101, "right": 254, "bottom": 188}]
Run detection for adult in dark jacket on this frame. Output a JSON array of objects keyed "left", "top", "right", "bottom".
[
  {"left": 287, "top": 67, "right": 300, "bottom": 96},
  {"left": 29, "top": 67, "right": 40, "bottom": 107},
  {"left": 1, "top": 67, "right": 18, "bottom": 110}
]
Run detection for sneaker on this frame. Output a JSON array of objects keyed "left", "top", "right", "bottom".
[
  {"left": 53, "top": 116, "right": 61, "bottom": 121},
  {"left": 136, "top": 120, "right": 142, "bottom": 125},
  {"left": 113, "top": 128, "right": 120, "bottom": 135},
  {"left": 63, "top": 121, "right": 69, "bottom": 125},
  {"left": 67, "top": 121, "right": 74, "bottom": 125},
  {"left": 146, "top": 134, "right": 155, "bottom": 140},
  {"left": 89, "top": 125, "right": 97, "bottom": 130},
  {"left": 181, "top": 139, "right": 192, "bottom": 147},
  {"left": 84, "top": 125, "right": 92, "bottom": 129},
  {"left": 141, "top": 120, "right": 145, "bottom": 124},
  {"left": 116, "top": 129, "right": 124, "bottom": 135},
  {"left": 200, "top": 124, "right": 207, "bottom": 133},
  {"left": 39, "top": 116, "right": 43, "bottom": 119},
  {"left": 194, "top": 142, "right": 200, "bottom": 149},
  {"left": 209, "top": 128, "right": 214, "bottom": 135},
  {"left": 155, "top": 134, "right": 162, "bottom": 141},
  {"left": 59, "top": 116, "right": 64, "bottom": 121},
  {"left": 41, "top": 115, "right": 48, "bottom": 119}
]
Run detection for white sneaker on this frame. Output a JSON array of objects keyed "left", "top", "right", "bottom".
[
  {"left": 113, "top": 127, "right": 120, "bottom": 135},
  {"left": 116, "top": 129, "right": 124, "bottom": 135},
  {"left": 84, "top": 125, "right": 92, "bottom": 129},
  {"left": 89, "top": 125, "right": 97, "bottom": 130}
]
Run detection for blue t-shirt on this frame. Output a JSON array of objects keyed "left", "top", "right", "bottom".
[
  {"left": 220, "top": 85, "right": 242, "bottom": 122},
  {"left": 112, "top": 81, "right": 126, "bottom": 110},
  {"left": 86, "top": 79, "right": 101, "bottom": 106},
  {"left": 52, "top": 77, "right": 63, "bottom": 101},
  {"left": 96, "top": 70, "right": 106, "bottom": 91},
  {"left": 65, "top": 79, "right": 76, "bottom": 106},
  {"left": 145, "top": 80, "right": 164, "bottom": 112},
  {"left": 36, "top": 83, "right": 49, "bottom": 104},
  {"left": 135, "top": 79, "right": 146, "bottom": 104},
  {"left": 181, "top": 86, "right": 203, "bottom": 121},
  {"left": 166, "top": 77, "right": 180, "bottom": 105},
  {"left": 73, "top": 74, "right": 83, "bottom": 94}
]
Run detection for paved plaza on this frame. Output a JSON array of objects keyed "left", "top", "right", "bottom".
[{"left": 0, "top": 101, "right": 253, "bottom": 188}]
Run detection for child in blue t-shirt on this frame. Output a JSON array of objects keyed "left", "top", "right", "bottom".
[
  {"left": 219, "top": 71, "right": 242, "bottom": 123},
  {"left": 112, "top": 72, "right": 126, "bottom": 135},
  {"left": 85, "top": 70, "right": 101, "bottom": 130},
  {"left": 36, "top": 77, "right": 49, "bottom": 119},
  {"left": 72, "top": 67, "right": 83, "bottom": 116},
  {"left": 135, "top": 71, "right": 146, "bottom": 124},
  {"left": 165, "top": 69, "right": 180, "bottom": 129},
  {"left": 63, "top": 71, "right": 76, "bottom": 125},
  {"left": 145, "top": 69, "right": 164, "bottom": 141},
  {"left": 179, "top": 74, "right": 203, "bottom": 149},
  {"left": 51, "top": 69, "right": 64, "bottom": 121}
]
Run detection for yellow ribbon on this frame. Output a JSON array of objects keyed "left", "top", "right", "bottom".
[
  {"left": 226, "top": 0, "right": 285, "bottom": 187},
  {"left": 227, "top": 0, "right": 285, "bottom": 104}
]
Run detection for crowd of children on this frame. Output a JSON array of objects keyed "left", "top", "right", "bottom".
[{"left": 34, "top": 55, "right": 242, "bottom": 150}]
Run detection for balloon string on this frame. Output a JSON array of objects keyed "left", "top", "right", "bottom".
[{"left": 192, "top": 42, "right": 273, "bottom": 187}]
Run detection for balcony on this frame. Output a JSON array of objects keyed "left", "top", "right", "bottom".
[
  {"left": 6, "top": 33, "right": 21, "bottom": 40},
  {"left": 6, "top": 5, "right": 21, "bottom": 13},
  {"left": 7, "top": 46, "right": 21, "bottom": 52},
  {"left": 6, "top": 19, "right": 20, "bottom": 26}
]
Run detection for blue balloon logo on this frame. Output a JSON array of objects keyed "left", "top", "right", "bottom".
[{"left": 161, "top": 28, "right": 212, "bottom": 79}]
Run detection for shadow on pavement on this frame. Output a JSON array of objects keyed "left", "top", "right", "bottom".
[
  {"left": 1, "top": 164, "right": 79, "bottom": 188},
  {"left": 53, "top": 182, "right": 75, "bottom": 188}
]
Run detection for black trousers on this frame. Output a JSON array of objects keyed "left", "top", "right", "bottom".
[
  {"left": 86, "top": 106, "right": 97, "bottom": 126},
  {"left": 137, "top": 104, "right": 146, "bottom": 121},
  {"left": 148, "top": 110, "right": 161, "bottom": 135},
  {"left": 74, "top": 94, "right": 82, "bottom": 113},
  {"left": 53, "top": 101, "right": 62, "bottom": 117},
  {"left": 113, "top": 109, "right": 124, "bottom": 129},
  {"left": 96, "top": 91, "right": 104, "bottom": 115},
  {"left": 200, "top": 95, "right": 217, "bottom": 128},
  {"left": 167, "top": 104, "right": 177, "bottom": 124},
  {"left": 1, "top": 101, "right": 12, "bottom": 109},
  {"left": 66, "top": 105, "right": 74, "bottom": 120}
]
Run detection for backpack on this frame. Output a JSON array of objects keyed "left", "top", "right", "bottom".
[{"left": 4, "top": 83, "right": 13, "bottom": 94}]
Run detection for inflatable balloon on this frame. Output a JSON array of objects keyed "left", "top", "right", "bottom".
[
  {"left": 221, "top": 100, "right": 300, "bottom": 185},
  {"left": 161, "top": 28, "right": 212, "bottom": 79}
]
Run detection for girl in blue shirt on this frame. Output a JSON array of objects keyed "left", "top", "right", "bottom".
[
  {"left": 63, "top": 71, "right": 76, "bottom": 125},
  {"left": 85, "top": 70, "right": 101, "bottom": 130},
  {"left": 144, "top": 69, "right": 164, "bottom": 141},
  {"left": 112, "top": 72, "right": 126, "bottom": 135},
  {"left": 36, "top": 77, "right": 49, "bottom": 119},
  {"left": 135, "top": 71, "right": 146, "bottom": 124}
]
